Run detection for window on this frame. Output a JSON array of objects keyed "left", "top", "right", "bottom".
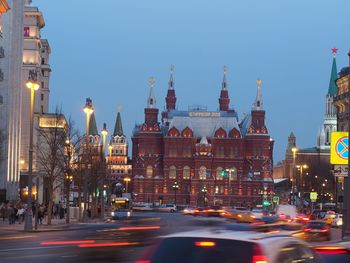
[
  {"left": 169, "top": 146, "right": 177, "bottom": 157},
  {"left": 41, "top": 105, "right": 44, "bottom": 113},
  {"left": 41, "top": 58, "right": 45, "bottom": 65},
  {"left": 216, "top": 167, "right": 223, "bottom": 180},
  {"left": 169, "top": 165, "right": 176, "bottom": 179},
  {"left": 146, "top": 166, "right": 153, "bottom": 178},
  {"left": 199, "top": 166, "right": 206, "bottom": 180},
  {"left": 41, "top": 93, "right": 44, "bottom": 101},
  {"left": 216, "top": 146, "right": 225, "bottom": 157},
  {"left": 41, "top": 82, "right": 44, "bottom": 89},
  {"left": 0, "top": 95, "right": 3, "bottom": 104},
  {"left": 183, "top": 166, "right": 190, "bottom": 179},
  {"left": 183, "top": 145, "right": 192, "bottom": 157},
  {"left": 24, "top": 27, "right": 30, "bottom": 37}
]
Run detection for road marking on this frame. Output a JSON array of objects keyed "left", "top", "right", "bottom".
[{"left": 0, "top": 235, "right": 36, "bottom": 240}]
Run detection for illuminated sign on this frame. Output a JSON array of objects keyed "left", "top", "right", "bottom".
[
  {"left": 310, "top": 192, "right": 318, "bottom": 201},
  {"left": 39, "top": 117, "right": 66, "bottom": 129},
  {"left": 330, "top": 132, "right": 348, "bottom": 164},
  {"left": 189, "top": 112, "right": 220, "bottom": 117}
]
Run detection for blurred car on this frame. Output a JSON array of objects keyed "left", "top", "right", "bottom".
[
  {"left": 277, "top": 204, "right": 297, "bottom": 221},
  {"left": 314, "top": 243, "right": 350, "bottom": 263},
  {"left": 111, "top": 209, "right": 132, "bottom": 220},
  {"left": 157, "top": 204, "right": 177, "bottom": 212},
  {"left": 236, "top": 211, "right": 256, "bottom": 223},
  {"left": 310, "top": 210, "right": 327, "bottom": 220},
  {"left": 182, "top": 207, "right": 196, "bottom": 215},
  {"left": 132, "top": 203, "right": 153, "bottom": 211},
  {"left": 251, "top": 208, "right": 264, "bottom": 219},
  {"left": 295, "top": 214, "right": 310, "bottom": 224},
  {"left": 331, "top": 214, "right": 343, "bottom": 228},
  {"left": 221, "top": 207, "right": 248, "bottom": 220},
  {"left": 202, "top": 206, "right": 224, "bottom": 217},
  {"left": 193, "top": 207, "right": 206, "bottom": 216},
  {"left": 137, "top": 229, "right": 324, "bottom": 263},
  {"left": 324, "top": 211, "right": 336, "bottom": 225},
  {"left": 303, "top": 221, "right": 331, "bottom": 242}
]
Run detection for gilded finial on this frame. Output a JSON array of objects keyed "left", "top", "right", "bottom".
[
  {"left": 149, "top": 77, "right": 155, "bottom": 88},
  {"left": 256, "top": 79, "right": 262, "bottom": 88}
]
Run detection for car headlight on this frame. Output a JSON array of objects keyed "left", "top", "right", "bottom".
[
  {"left": 111, "top": 212, "right": 115, "bottom": 216},
  {"left": 127, "top": 211, "right": 131, "bottom": 217}
]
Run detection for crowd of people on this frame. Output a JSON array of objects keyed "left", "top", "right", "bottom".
[{"left": 0, "top": 201, "right": 66, "bottom": 225}]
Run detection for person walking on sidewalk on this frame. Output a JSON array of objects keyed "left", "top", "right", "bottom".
[
  {"left": 0, "top": 203, "right": 7, "bottom": 222},
  {"left": 7, "top": 204, "right": 15, "bottom": 224},
  {"left": 17, "top": 206, "right": 25, "bottom": 224}
]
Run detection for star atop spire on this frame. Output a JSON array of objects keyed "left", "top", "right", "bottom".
[
  {"left": 252, "top": 79, "right": 263, "bottom": 111},
  {"left": 147, "top": 77, "right": 157, "bottom": 108},
  {"left": 331, "top": 47, "right": 338, "bottom": 57}
]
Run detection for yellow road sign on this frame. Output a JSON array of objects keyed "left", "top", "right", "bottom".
[
  {"left": 310, "top": 192, "right": 318, "bottom": 201},
  {"left": 331, "top": 132, "right": 348, "bottom": 164}
]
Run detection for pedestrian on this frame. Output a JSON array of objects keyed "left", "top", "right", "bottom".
[
  {"left": 0, "top": 203, "right": 7, "bottom": 222},
  {"left": 59, "top": 204, "right": 64, "bottom": 219},
  {"left": 7, "top": 205, "right": 15, "bottom": 224},
  {"left": 17, "top": 206, "right": 25, "bottom": 224}
]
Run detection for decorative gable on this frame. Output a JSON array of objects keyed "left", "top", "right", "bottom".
[
  {"left": 181, "top": 127, "right": 193, "bottom": 137},
  {"left": 214, "top": 127, "right": 227, "bottom": 138},
  {"left": 168, "top": 127, "right": 180, "bottom": 137},
  {"left": 229, "top": 128, "right": 241, "bottom": 138}
]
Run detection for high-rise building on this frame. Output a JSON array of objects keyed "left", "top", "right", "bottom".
[
  {"left": 132, "top": 66, "right": 274, "bottom": 207},
  {"left": 0, "top": 0, "right": 24, "bottom": 201}
]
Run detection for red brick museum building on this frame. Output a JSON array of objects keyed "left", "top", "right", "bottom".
[{"left": 132, "top": 68, "right": 274, "bottom": 207}]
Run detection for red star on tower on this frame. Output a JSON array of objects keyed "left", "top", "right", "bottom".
[{"left": 331, "top": 47, "right": 338, "bottom": 55}]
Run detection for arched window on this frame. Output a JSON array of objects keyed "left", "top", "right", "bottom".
[
  {"left": 183, "top": 166, "right": 190, "bottom": 179},
  {"left": 199, "top": 166, "right": 206, "bottom": 180},
  {"left": 216, "top": 167, "right": 223, "bottom": 180},
  {"left": 146, "top": 166, "right": 153, "bottom": 178},
  {"left": 169, "top": 165, "right": 176, "bottom": 179}
]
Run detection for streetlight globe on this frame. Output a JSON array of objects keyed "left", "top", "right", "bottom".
[
  {"left": 33, "top": 83, "right": 40, "bottom": 91},
  {"left": 291, "top": 147, "right": 298, "bottom": 153}
]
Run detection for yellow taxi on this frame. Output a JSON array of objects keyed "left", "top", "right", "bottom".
[{"left": 236, "top": 211, "right": 256, "bottom": 223}]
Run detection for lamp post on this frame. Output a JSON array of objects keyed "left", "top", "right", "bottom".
[
  {"left": 172, "top": 181, "right": 179, "bottom": 205},
  {"left": 100, "top": 124, "right": 108, "bottom": 220},
  {"left": 124, "top": 177, "right": 131, "bottom": 193},
  {"left": 291, "top": 147, "right": 298, "bottom": 205},
  {"left": 83, "top": 98, "right": 94, "bottom": 223},
  {"left": 64, "top": 138, "right": 73, "bottom": 224},
  {"left": 201, "top": 185, "right": 207, "bottom": 206},
  {"left": 225, "top": 168, "right": 236, "bottom": 206},
  {"left": 296, "top": 164, "right": 308, "bottom": 211},
  {"left": 24, "top": 70, "right": 40, "bottom": 231},
  {"left": 345, "top": 49, "right": 350, "bottom": 239}
]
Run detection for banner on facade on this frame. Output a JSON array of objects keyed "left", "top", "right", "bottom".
[{"left": 330, "top": 132, "right": 348, "bottom": 165}]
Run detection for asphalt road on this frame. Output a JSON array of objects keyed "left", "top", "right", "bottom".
[{"left": 0, "top": 213, "right": 343, "bottom": 263}]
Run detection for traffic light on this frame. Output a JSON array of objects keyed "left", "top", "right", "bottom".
[{"left": 262, "top": 200, "right": 270, "bottom": 206}]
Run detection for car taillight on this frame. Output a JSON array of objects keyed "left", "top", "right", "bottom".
[
  {"left": 136, "top": 261, "right": 151, "bottom": 263},
  {"left": 194, "top": 241, "right": 216, "bottom": 247},
  {"left": 315, "top": 246, "right": 348, "bottom": 255},
  {"left": 252, "top": 244, "right": 268, "bottom": 263},
  {"left": 320, "top": 228, "right": 329, "bottom": 232},
  {"left": 303, "top": 228, "right": 312, "bottom": 232},
  {"left": 303, "top": 217, "right": 309, "bottom": 221}
]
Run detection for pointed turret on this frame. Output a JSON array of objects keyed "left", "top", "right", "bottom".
[
  {"left": 165, "top": 64, "right": 177, "bottom": 111},
  {"left": 252, "top": 79, "right": 263, "bottom": 110},
  {"left": 144, "top": 77, "right": 159, "bottom": 130},
  {"left": 219, "top": 65, "right": 230, "bottom": 111},
  {"left": 328, "top": 48, "right": 338, "bottom": 96},
  {"left": 113, "top": 111, "right": 124, "bottom": 136},
  {"left": 147, "top": 77, "right": 157, "bottom": 109},
  {"left": 89, "top": 112, "right": 99, "bottom": 136}
]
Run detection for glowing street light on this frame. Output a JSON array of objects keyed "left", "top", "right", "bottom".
[
  {"left": 82, "top": 98, "right": 94, "bottom": 223},
  {"left": 123, "top": 177, "right": 131, "bottom": 193},
  {"left": 24, "top": 70, "right": 40, "bottom": 231}
]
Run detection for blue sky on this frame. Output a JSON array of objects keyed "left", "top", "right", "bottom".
[{"left": 33, "top": 0, "right": 350, "bottom": 162}]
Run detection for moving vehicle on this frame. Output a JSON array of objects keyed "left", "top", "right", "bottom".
[
  {"left": 110, "top": 197, "right": 132, "bottom": 219},
  {"left": 137, "top": 229, "right": 323, "bottom": 263},
  {"left": 157, "top": 204, "right": 177, "bottom": 212},
  {"left": 324, "top": 211, "right": 336, "bottom": 225},
  {"left": 331, "top": 214, "right": 343, "bottom": 228},
  {"left": 221, "top": 207, "right": 248, "bottom": 220},
  {"left": 295, "top": 213, "right": 310, "bottom": 224},
  {"left": 182, "top": 207, "right": 196, "bottom": 215},
  {"left": 236, "top": 211, "right": 256, "bottom": 223},
  {"left": 314, "top": 243, "right": 350, "bottom": 263},
  {"left": 202, "top": 206, "right": 224, "bottom": 217},
  {"left": 303, "top": 221, "right": 331, "bottom": 242},
  {"left": 251, "top": 208, "right": 264, "bottom": 219},
  {"left": 276, "top": 204, "right": 297, "bottom": 221},
  {"left": 132, "top": 203, "right": 153, "bottom": 211}
]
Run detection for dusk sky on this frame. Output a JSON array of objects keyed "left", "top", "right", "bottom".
[{"left": 34, "top": 0, "right": 349, "bottom": 162}]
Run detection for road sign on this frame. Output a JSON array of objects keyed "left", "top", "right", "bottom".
[
  {"left": 273, "top": 196, "right": 279, "bottom": 203},
  {"left": 310, "top": 192, "right": 318, "bottom": 202},
  {"left": 333, "top": 165, "right": 348, "bottom": 177},
  {"left": 331, "top": 132, "right": 348, "bottom": 164}
]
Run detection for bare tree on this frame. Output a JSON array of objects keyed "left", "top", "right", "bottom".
[{"left": 36, "top": 109, "right": 66, "bottom": 225}]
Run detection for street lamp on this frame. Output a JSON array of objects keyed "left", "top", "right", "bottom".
[
  {"left": 82, "top": 98, "right": 94, "bottom": 223},
  {"left": 172, "top": 181, "right": 179, "bottom": 205},
  {"left": 101, "top": 123, "right": 108, "bottom": 152},
  {"left": 64, "top": 138, "right": 73, "bottom": 224},
  {"left": 24, "top": 70, "right": 40, "bottom": 231},
  {"left": 124, "top": 177, "right": 131, "bottom": 193},
  {"left": 291, "top": 147, "right": 298, "bottom": 205},
  {"left": 225, "top": 168, "right": 236, "bottom": 206},
  {"left": 296, "top": 164, "right": 308, "bottom": 210},
  {"left": 100, "top": 124, "right": 108, "bottom": 220}
]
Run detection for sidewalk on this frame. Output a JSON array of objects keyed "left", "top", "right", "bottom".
[{"left": 0, "top": 217, "right": 107, "bottom": 232}]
